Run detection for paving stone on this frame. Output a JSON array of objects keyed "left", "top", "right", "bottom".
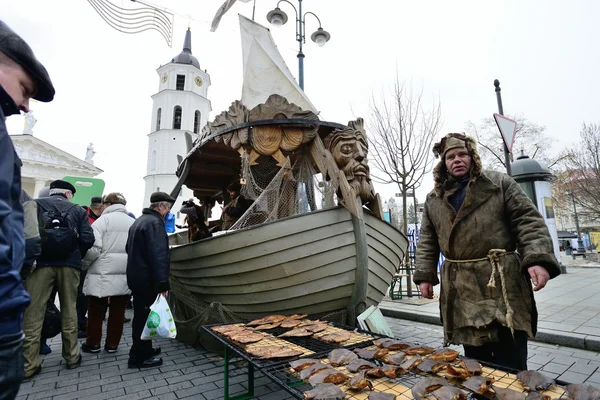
[
  {"left": 559, "top": 370, "right": 590, "bottom": 384},
  {"left": 78, "top": 375, "right": 122, "bottom": 390},
  {"left": 85, "top": 388, "right": 126, "bottom": 400},
  {"left": 101, "top": 376, "right": 145, "bottom": 392},
  {"left": 16, "top": 382, "right": 57, "bottom": 396},
  {"left": 149, "top": 380, "right": 193, "bottom": 396},
  {"left": 541, "top": 363, "right": 571, "bottom": 375},
  {"left": 142, "top": 369, "right": 184, "bottom": 383},
  {"left": 123, "top": 378, "right": 168, "bottom": 394},
  {"left": 586, "top": 371, "right": 600, "bottom": 384},
  {"left": 174, "top": 381, "right": 217, "bottom": 398},
  {"left": 166, "top": 371, "right": 205, "bottom": 384},
  {"left": 51, "top": 386, "right": 102, "bottom": 400},
  {"left": 112, "top": 389, "right": 152, "bottom": 400},
  {"left": 550, "top": 355, "right": 576, "bottom": 366},
  {"left": 568, "top": 361, "right": 599, "bottom": 375}
]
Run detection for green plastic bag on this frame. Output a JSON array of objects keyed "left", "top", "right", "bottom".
[{"left": 141, "top": 294, "right": 177, "bottom": 340}]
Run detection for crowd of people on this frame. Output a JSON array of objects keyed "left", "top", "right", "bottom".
[{"left": 0, "top": 20, "right": 182, "bottom": 398}]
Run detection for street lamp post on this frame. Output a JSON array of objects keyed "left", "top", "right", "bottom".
[
  {"left": 566, "top": 190, "right": 586, "bottom": 257},
  {"left": 266, "top": 0, "right": 330, "bottom": 90}
]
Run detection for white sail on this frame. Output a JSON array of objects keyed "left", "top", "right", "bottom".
[{"left": 239, "top": 15, "right": 318, "bottom": 113}]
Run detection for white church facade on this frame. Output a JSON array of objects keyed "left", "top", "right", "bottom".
[
  {"left": 12, "top": 133, "right": 102, "bottom": 198},
  {"left": 143, "top": 27, "right": 211, "bottom": 218}
]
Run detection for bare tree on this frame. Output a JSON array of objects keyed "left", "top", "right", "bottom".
[
  {"left": 368, "top": 79, "right": 443, "bottom": 235},
  {"left": 559, "top": 123, "right": 600, "bottom": 221},
  {"left": 464, "top": 114, "right": 561, "bottom": 171}
]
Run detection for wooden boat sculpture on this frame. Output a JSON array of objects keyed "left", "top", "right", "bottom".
[{"left": 166, "top": 17, "right": 408, "bottom": 341}]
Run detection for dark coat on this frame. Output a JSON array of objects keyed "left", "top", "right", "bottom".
[
  {"left": 0, "top": 86, "right": 30, "bottom": 333},
  {"left": 20, "top": 190, "right": 41, "bottom": 279},
  {"left": 221, "top": 194, "right": 248, "bottom": 230},
  {"left": 414, "top": 168, "right": 561, "bottom": 347},
  {"left": 35, "top": 194, "right": 95, "bottom": 269},
  {"left": 126, "top": 208, "right": 170, "bottom": 294}
]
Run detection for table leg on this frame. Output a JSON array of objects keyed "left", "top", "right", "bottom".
[{"left": 223, "top": 345, "right": 255, "bottom": 400}]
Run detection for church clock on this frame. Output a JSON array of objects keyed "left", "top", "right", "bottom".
[{"left": 195, "top": 76, "right": 203, "bottom": 86}]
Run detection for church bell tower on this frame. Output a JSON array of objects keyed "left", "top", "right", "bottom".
[{"left": 143, "top": 28, "right": 211, "bottom": 218}]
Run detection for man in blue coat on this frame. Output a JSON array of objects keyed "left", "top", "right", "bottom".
[
  {"left": 0, "top": 19, "right": 55, "bottom": 398},
  {"left": 126, "top": 192, "right": 175, "bottom": 369}
]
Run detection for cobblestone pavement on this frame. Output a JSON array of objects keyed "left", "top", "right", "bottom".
[{"left": 17, "top": 312, "right": 600, "bottom": 399}]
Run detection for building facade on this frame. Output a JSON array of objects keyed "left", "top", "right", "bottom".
[
  {"left": 143, "top": 28, "right": 212, "bottom": 218},
  {"left": 12, "top": 134, "right": 102, "bottom": 198}
]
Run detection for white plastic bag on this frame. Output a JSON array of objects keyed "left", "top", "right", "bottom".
[{"left": 141, "top": 294, "right": 177, "bottom": 340}]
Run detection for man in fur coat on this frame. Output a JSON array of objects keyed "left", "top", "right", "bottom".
[{"left": 414, "top": 133, "right": 561, "bottom": 370}]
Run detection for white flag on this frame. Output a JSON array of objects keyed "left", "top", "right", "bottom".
[{"left": 210, "top": 0, "right": 237, "bottom": 32}]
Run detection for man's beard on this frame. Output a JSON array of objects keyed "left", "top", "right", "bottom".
[{"left": 349, "top": 175, "right": 374, "bottom": 203}]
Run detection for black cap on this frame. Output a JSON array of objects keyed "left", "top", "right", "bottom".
[
  {"left": 50, "top": 180, "right": 76, "bottom": 194},
  {"left": 90, "top": 196, "right": 102, "bottom": 205},
  {"left": 0, "top": 20, "right": 55, "bottom": 102},
  {"left": 150, "top": 192, "right": 176, "bottom": 204}
]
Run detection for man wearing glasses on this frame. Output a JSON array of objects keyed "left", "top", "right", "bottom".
[{"left": 125, "top": 192, "right": 175, "bottom": 369}]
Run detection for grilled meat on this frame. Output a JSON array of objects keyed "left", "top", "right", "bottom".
[
  {"left": 329, "top": 349, "right": 358, "bottom": 366},
  {"left": 412, "top": 377, "right": 450, "bottom": 400},
  {"left": 308, "top": 368, "right": 348, "bottom": 386},
  {"left": 565, "top": 384, "right": 600, "bottom": 400},
  {"left": 462, "top": 375, "right": 495, "bottom": 394},
  {"left": 303, "top": 383, "right": 345, "bottom": 400},
  {"left": 417, "top": 359, "right": 448, "bottom": 374},
  {"left": 300, "top": 363, "right": 331, "bottom": 380},
  {"left": 279, "top": 328, "right": 313, "bottom": 338},
  {"left": 399, "top": 355, "right": 422, "bottom": 370},
  {"left": 405, "top": 346, "right": 436, "bottom": 356},
  {"left": 290, "top": 358, "right": 320, "bottom": 372},
  {"left": 516, "top": 371, "right": 554, "bottom": 391},
  {"left": 348, "top": 370, "right": 372, "bottom": 391},
  {"left": 281, "top": 319, "right": 303, "bottom": 328},
  {"left": 318, "top": 331, "right": 352, "bottom": 344},
  {"left": 427, "top": 348, "right": 459, "bottom": 362},
  {"left": 431, "top": 386, "right": 468, "bottom": 400},
  {"left": 245, "top": 345, "right": 304, "bottom": 359},
  {"left": 346, "top": 358, "right": 377, "bottom": 373},
  {"left": 354, "top": 348, "right": 378, "bottom": 360},
  {"left": 381, "top": 351, "right": 407, "bottom": 365},
  {"left": 368, "top": 392, "right": 396, "bottom": 400}
]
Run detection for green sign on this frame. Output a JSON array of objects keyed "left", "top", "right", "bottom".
[{"left": 62, "top": 176, "right": 105, "bottom": 206}]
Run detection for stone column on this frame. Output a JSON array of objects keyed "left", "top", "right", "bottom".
[{"left": 33, "top": 178, "right": 46, "bottom": 198}]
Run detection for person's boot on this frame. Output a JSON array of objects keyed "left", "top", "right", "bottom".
[{"left": 39, "top": 339, "right": 51, "bottom": 355}]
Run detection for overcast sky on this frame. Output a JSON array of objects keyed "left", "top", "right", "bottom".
[{"left": 3, "top": 0, "right": 599, "bottom": 216}]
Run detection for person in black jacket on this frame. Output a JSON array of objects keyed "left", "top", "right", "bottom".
[
  {"left": 0, "top": 19, "right": 55, "bottom": 396},
  {"left": 126, "top": 191, "right": 175, "bottom": 369},
  {"left": 220, "top": 181, "right": 248, "bottom": 230},
  {"left": 21, "top": 180, "right": 94, "bottom": 378}
]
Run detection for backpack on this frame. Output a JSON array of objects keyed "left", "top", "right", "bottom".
[{"left": 36, "top": 201, "right": 79, "bottom": 260}]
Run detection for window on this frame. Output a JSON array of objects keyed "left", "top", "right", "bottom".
[
  {"left": 150, "top": 150, "right": 157, "bottom": 171},
  {"left": 193, "top": 110, "right": 201, "bottom": 134},
  {"left": 176, "top": 75, "right": 185, "bottom": 91},
  {"left": 156, "top": 108, "right": 161, "bottom": 131},
  {"left": 173, "top": 106, "right": 182, "bottom": 129}
]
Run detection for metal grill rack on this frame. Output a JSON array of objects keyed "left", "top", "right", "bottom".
[
  {"left": 263, "top": 348, "right": 570, "bottom": 400},
  {"left": 202, "top": 321, "right": 387, "bottom": 400}
]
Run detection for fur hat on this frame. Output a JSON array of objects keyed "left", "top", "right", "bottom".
[{"left": 432, "top": 133, "right": 483, "bottom": 195}]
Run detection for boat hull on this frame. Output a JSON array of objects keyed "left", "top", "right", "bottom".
[{"left": 169, "top": 207, "right": 407, "bottom": 319}]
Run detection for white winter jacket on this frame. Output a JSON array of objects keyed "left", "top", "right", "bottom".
[{"left": 83, "top": 204, "right": 134, "bottom": 297}]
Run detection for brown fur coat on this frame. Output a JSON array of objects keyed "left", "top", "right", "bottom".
[{"left": 414, "top": 142, "right": 560, "bottom": 346}]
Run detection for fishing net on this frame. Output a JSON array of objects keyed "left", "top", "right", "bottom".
[
  {"left": 168, "top": 276, "right": 246, "bottom": 352},
  {"left": 231, "top": 150, "right": 338, "bottom": 231}
]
